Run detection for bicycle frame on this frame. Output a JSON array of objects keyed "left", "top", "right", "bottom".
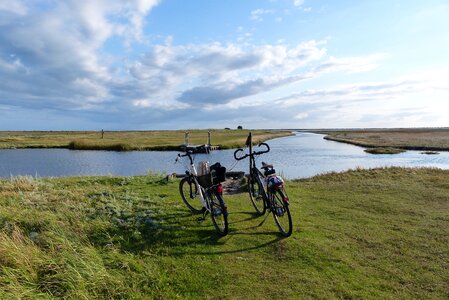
[
  {"left": 251, "top": 165, "right": 268, "bottom": 202},
  {"left": 233, "top": 132, "right": 292, "bottom": 237},
  {"left": 234, "top": 133, "right": 271, "bottom": 209},
  {"left": 178, "top": 152, "right": 210, "bottom": 212}
]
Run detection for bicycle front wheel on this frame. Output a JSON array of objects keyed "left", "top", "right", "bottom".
[
  {"left": 209, "top": 192, "right": 229, "bottom": 236},
  {"left": 179, "top": 177, "right": 204, "bottom": 214},
  {"left": 271, "top": 189, "right": 292, "bottom": 237},
  {"left": 248, "top": 172, "right": 266, "bottom": 215}
]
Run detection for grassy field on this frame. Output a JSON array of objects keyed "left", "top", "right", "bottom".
[
  {"left": 0, "top": 168, "right": 448, "bottom": 298},
  {"left": 311, "top": 128, "right": 449, "bottom": 153},
  {"left": 0, "top": 130, "right": 291, "bottom": 151}
]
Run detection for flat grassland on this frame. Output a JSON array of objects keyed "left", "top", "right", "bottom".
[
  {"left": 0, "top": 168, "right": 447, "bottom": 298},
  {"left": 0, "top": 129, "right": 291, "bottom": 151},
  {"left": 312, "top": 128, "right": 449, "bottom": 152}
]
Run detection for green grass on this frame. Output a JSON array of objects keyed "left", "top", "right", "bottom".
[
  {"left": 0, "top": 168, "right": 448, "bottom": 298},
  {"left": 0, "top": 130, "right": 292, "bottom": 151}
]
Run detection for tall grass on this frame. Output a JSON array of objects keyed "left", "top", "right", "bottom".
[
  {"left": 0, "top": 167, "right": 448, "bottom": 298},
  {"left": 68, "top": 140, "right": 132, "bottom": 151}
]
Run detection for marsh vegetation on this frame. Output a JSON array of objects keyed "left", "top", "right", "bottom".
[
  {"left": 0, "top": 130, "right": 292, "bottom": 151},
  {"left": 0, "top": 167, "right": 447, "bottom": 298},
  {"left": 313, "top": 128, "right": 449, "bottom": 152}
]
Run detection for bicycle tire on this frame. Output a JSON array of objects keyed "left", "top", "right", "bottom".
[
  {"left": 209, "top": 192, "right": 229, "bottom": 236},
  {"left": 179, "top": 177, "right": 205, "bottom": 214},
  {"left": 247, "top": 171, "right": 266, "bottom": 215},
  {"left": 271, "top": 189, "right": 292, "bottom": 237}
]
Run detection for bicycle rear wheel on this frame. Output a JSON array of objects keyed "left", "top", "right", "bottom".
[
  {"left": 209, "top": 192, "right": 228, "bottom": 236},
  {"left": 271, "top": 189, "right": 292, "bottom": 237},
  {"left": 247, "top": 171, "right": 266, "bottom": 215},
  {"left": 179, "top": 177, "right": 204, "bottom": 214}
]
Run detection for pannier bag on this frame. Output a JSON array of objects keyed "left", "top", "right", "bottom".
[
  {"left": 197, "top": 162, "right": 226, "bottom": 187},
  {"left": 210, "top": 162, "right": 226, "bottom": 184}
]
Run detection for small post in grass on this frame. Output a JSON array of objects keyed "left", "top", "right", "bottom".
[
  {"left": 101, "top": 129, "right": 104, "bottom": 139},
  {"left": 185, "top": 131, "right": 189, "bottom": 145}
]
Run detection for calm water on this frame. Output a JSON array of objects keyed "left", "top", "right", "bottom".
[{"left": 0, "top": 132, "right": 448, "bottom": 179}]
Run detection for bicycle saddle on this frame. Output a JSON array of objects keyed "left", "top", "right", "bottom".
[{"left": 261, "top": 162, "right": 273, "bottom": 169}]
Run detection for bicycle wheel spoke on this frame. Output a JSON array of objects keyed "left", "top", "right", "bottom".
[
  {"left": 209, "top": 192, "right": 228, "bottom": 236},
  {"left": 271, "top": 191, "right": 292, "bottom": 237},
  {"left": 247, "top": 172, "right": 266, "bottom": 215},
  {"left": 179, "top": 177, "right": 204, "bottom": 214}
]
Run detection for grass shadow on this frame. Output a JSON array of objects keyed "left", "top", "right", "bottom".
[{"left": 172, "top": 236, "right": 285, "bottom": 256}]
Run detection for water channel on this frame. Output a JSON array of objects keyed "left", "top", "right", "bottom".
[{"left": 0, "top": 132, "right": 448, "bottom": 179}]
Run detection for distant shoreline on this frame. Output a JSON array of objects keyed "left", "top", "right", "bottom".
[
  {"left": 0, "top": 129, "right": 292, "bottom": 151},
  {"left": 305, "top": 128, "right": 449, "bottom": 153}
]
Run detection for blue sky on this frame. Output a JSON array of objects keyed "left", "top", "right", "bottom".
[{"left": 0, "top": 0, "right": 448, "bottom": 130}]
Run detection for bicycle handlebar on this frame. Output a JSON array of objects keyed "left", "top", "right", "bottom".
[
  {"left": 233, "top": 148, "right": 248, "bottom": 160},
  {"left": 254, "top": 142, "right": 270, "bottom": 155},
  {"left": 233, "top": 142, "right": 270, "bottom": 161},
  {"left": 176, "top": 151, "right": 194, "bottom": 164}
]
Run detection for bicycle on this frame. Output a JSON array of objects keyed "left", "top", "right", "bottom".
[
  {"left": 176, "top": 149, "right": 229, "bottom": 236},
  {"left": 233, "top": 132, "right": 292, "bottom": 237}
]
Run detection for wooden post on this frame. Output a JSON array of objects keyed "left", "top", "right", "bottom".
[
  {"left": 101, "top": 129, "right": 104, "bottom": 139},
  {"left": 207, "top": 131, "right": 211, "bottom": 145},
  {"left": 184, "top": 131, "right": 189, "bottom": 145}
]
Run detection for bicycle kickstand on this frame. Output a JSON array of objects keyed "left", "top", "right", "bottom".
[{"left": 197, "top": 210, "right": 209, "bottom": 223}]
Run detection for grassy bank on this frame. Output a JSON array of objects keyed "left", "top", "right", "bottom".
[
  {"left": 311, "top": 128, "right": 449, "bottom": 153},
  {"left": 0, "top": 167, "right": 448, "bottom": 298},
  {"left": 0, "top": 129, "right": 292, "bottom": 151},
  {"left": 364, "top": 147, "right": 406, "bottom": 154}
]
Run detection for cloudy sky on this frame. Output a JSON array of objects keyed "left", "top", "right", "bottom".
[{"left": 0, "top": 0, "right": 448, "bottom": 130}]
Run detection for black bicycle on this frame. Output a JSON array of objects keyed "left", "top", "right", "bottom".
[
  {"left": 234, "top": 132, "right": 292, "bottom": 237},
  {"left": 176, "top": 149, "right": 228, "bottom": 236}
]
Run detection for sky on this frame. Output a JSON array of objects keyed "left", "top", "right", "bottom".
[{"left": 0, "top": 0, "right": 448, "bottom": 130}]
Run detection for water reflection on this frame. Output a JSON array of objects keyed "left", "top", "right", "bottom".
[{"left": 0, "top": 132, "right": 448, "bottom": 179}]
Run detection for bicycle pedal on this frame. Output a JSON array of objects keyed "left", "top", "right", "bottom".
[{"left": 197, "top": 211, "right": 208, "bottom": 223}]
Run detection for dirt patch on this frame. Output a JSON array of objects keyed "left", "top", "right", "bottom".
[{"left": 222, "top": 175, "right": 245, "bottom": 195}]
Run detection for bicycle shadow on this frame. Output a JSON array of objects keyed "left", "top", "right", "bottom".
[
  {"left": 227, "top": 211, "right": 261, "bottom": 225},
  {"left": 163, "top": 212, "right": 287, "bottom": 256},
  {"left": 171, "top": 234, "right": 284, "bottom": 256},
  {"left": 85, "top": 201, "right": 288, "bottom": 256}
]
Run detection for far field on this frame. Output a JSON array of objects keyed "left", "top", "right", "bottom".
[
  {"left": 0, "top": 168, "right": 448, "bottom": 298},
  {"left": 311, "top": 128, "right": 449, "bottom": 153},
  {"left": 0, "top": 130, "right": 291, "bottom": 151}
]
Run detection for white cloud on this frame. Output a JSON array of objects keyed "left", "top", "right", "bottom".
[
  {"left": 0, "top": 0, "right": 159, "bottom": 112},
  {"left": 294, "top": 112, "right": 308, "bottom": 120},
  {"left": 293, "top": 0, "right": 304, "bottom": 7},
  {"left": 132, "top": 99, "right": 190, "bottom": 110},
  {"left": 0, "top": 0, "right": 393, "bottom": 126},
  {"left": 274, "top": 80, "right": 422, "bottom": 108},
  {"left": 0, "top": 0, "right": 27, "bottom": 15},
  {"left": 128, "top": 40, "right": 328, "bottom": 106},
  {"left": 4, "top": 1, "right": 440, "bottom": 129},
  {"left": 250, "top": 9, "right": 275, "bottom": 21},
  {"left": 313, "top": 53, "right": 388, "bottom": 75}
]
